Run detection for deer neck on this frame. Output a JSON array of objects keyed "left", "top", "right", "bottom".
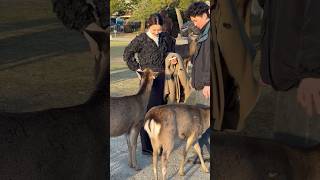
[
  {"left": 136, "top": 78, "right": 154, "bottom": 107},
  {"left": 189, "top": 41, "right": 197, "bottom": 56},
  {"left": 86, "top": 64, "right": 108, "bottom": 106},
  {"left": 202, "top": 107, "right": 211, "bottom": 130}
]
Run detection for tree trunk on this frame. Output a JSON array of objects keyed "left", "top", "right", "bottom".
[
  {"left": 175, "top": 7, "right": 183, "bottom": 30},
  {"left": 140, "top": 20, "right": 145, "bottom": 32}
]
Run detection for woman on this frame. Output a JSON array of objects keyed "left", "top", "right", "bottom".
[{"left": 123, "top": 13, "right": 176, "bottom": 155}]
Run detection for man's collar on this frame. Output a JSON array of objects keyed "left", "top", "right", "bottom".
[{"left": 198, "top": 21, "right": 210, "bottom": 43}]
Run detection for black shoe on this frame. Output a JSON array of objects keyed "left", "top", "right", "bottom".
[
  {"left": 192, "top": 157, "right": 201, "bottom": 164},
  {"left": 142, "top": 149, "right": 152, "bottom": 156}
]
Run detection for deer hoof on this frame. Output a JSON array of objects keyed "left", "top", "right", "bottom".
[
  {"left": 179, "top": 170, "right": 185, "bottom": 176},
  {"left": 134, "top": 165, "right": 142, "bottom": 171},
  {"left": 201, "top": 167, "right": 209, "bottom": 173}
]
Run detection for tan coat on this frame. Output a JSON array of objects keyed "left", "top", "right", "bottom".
[
  {"left": 164, "top": 53, "right": 191, "bottom": 104},
  {"left": 212, "top": 0, "right": 260, "bottom": 131}
]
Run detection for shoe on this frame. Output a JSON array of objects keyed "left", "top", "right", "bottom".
[
  {"left": 192, "top": 157, "right": 201, "bottom": 164},
  {"left": 142, "top": 149, "right": 152, "bottom": 156}
]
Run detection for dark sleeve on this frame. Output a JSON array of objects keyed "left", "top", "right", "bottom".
[
  {"left": 175, "top": 44, "right": 190, "bottom": 59},
  {"left": 51, "top": 0, "right": 95, "bottom": 31},
  {"left": 123, "top": 36, "right": 142, "bottom": 71},
  {"left": 203, "top": 35, "right": 211, "bottom": 86},
  {"left": 93, "top": 0, "right": 108, "bottom": 28},
  {"left": 258, "top": 0, "right": 266, "bottom": 8},
  {"left": 298, "top": 0, "right": 320, "bottom": 79},
  {"left": 163, "top": 32, "right": 176, "bottom": 53},
  {"left": 169, "top": 36, "right": 176, "bottom": 52}
]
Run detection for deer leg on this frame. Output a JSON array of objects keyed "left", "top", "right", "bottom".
[
  {"left": 179, "top": 133, "right": 196, "bottom": 176},
  {"left": 194, "top": 142, "right": 209, "bottom": 173},
  {"left": 151, "top": 138, "right": 160, "bottom": 180},
  {"left": 130, "top": 124, "right": 142, "bottom": 171},
  {"left": 161, "top": 142, "right": 173, "bottom": 180},
  {"left": 125, "top": 132, "right": 133, "bottom": 168}
]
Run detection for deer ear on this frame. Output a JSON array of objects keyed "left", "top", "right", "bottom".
[
  {"left": 84, "top": 30, "right": 107, "bottom": 50},
  {"left": 136, "top": 71, "right": 144, "bottom": 80},
  {"left": 152, "top": 72, "right": 159, "bottom": 79}
]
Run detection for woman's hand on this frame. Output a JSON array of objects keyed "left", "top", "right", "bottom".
[
  {"left": 297, "top": 78, "right": 320, "bottom": 116},
  {"left": 170, "top": 56, "right": 178, "bottom": 65},
  {"left": 202, "top": 86, "right": 210, "bottom": 99}
]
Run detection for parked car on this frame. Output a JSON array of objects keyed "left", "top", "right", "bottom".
[{"left": 124, "top": 20, "right": 141, "bottom": 33}]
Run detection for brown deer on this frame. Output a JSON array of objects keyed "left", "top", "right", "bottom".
[
  {"left": 175, "top": 33, "right": 198, "bottom": 75},
  {"left": 213, "top": 132, "right": 320, "bottom": 180},
  {"left": 0, "top": 30, "right": 107, "bottom": 180},
  {"left": 144, "top": 104, "right": 210, "bottom": 180},
  {"left": 184, "top": 33, "right": 198, "bottom": 74},
  {"left": 110, "top": 68, "right": 158, "bottom": 171}
]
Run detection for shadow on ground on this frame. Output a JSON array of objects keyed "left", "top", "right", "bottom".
[{"left": 0, "top": 23, "right": 88, "bottom": 66}]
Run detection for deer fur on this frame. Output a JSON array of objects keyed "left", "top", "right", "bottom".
[
  {"left": 110, "top": 68, "right": 158, "bottom": 171},
  {"left": 213, "top": 132, "right": 320, "bottom": 180},
  {"left": 144, "top": 104, "right": 210, "bottom": 180},
  {"left": 183, "top": 34, "right": 198, "bottom": 75},
  {"left": 0, "top": 30, "right": 107, "bottom": 180}
]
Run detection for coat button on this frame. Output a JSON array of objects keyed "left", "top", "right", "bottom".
[{"left": 223, "top": 23, "right": 232, "bottom": 29}]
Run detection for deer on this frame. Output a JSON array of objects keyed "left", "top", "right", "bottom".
[
  {"left": 213, "top": 132, "right": 320, "bottom": 180},
  {"left": 184, "top": 33, "right": 198, "bottom": 75},
  {"left": 144, "top": 104, "right": 210, "bottom": 180},
  {"left": 175, "top": 33, "right": 198, "bottom": 75},
  {"left": 0, "top": 30, "right": 107, "bottom": 180},
  {"left": 110, "top": 68, "right": 158, "bottom": 171}
]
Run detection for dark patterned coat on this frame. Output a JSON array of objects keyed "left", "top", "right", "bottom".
[
  {"left": 123, "top": 32, "right": 176, "bottom": 72},
  {"left": 51, "top": 0, "right": 107, "bottom": 31}
]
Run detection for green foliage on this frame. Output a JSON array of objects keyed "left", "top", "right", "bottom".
[
  {"left": 110, "top": 0, "right": 141, "bottom": 15},
  {"left": 178, "top": 0, "right": 207, "bottom": 12},
  {"left": 131, "top": 0, "right": 166, "bottom": 21},
  {"left": 130, "top": 0, "right": 207, "bottom": 20}
]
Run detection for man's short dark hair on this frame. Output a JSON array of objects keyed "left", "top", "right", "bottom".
[{"left": 186, "top": 2, "right": 209, "bottom": 18}]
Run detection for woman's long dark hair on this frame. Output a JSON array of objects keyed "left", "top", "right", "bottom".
[{"left": 147, "top": 13, "right": 163, "bottom": 28}]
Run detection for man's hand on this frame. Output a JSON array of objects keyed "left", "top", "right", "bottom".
[
  {"left": 202, "top": 86, "right": 210, "bottom": 99},
  {"left": 297, "top": 78, "right": 320, "bottom": 116}
]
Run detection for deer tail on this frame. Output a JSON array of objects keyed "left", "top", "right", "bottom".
[{"left": 144, "top": 118, "right": 161, "bottom": 139}]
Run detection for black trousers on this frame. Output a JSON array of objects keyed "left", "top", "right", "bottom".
[{"left": 140, "top": 73, "right": 165, "bottom": 152}]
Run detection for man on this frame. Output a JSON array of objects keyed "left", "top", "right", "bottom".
[
  {"left": 172, "top": 2, "right": 211, "bottom": 105},
  {"left": 187, "top": 2, "right": 211, "bottom": 100},
  {"left": 260, "top": 0, "right": 320, "bottom": 148},
  {"left": 175, "top": 1, "right": 212, "bottom": 163}
]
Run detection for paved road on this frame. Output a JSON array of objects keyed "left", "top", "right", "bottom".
[{"left": 110, "top": 67, "right": 210, "bottom": 180}]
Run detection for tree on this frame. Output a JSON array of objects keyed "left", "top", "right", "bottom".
[
  {"left": 130, "top": 0, "right": 208, "bottom": 32},
  {"left": 110, "top": 0, "right": 141, "bottom": 15},
  {"left": 131, "top": 0, "right": 166, "bottom": 31}
]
